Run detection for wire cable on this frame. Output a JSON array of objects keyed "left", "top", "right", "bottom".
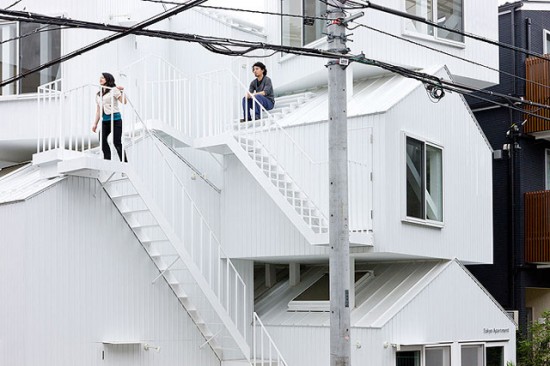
[
  {"left": 350, "top": 21, "right": 550, "bottom": 94},
  {"left": 4, "top": 0, "right": 22, "bottom": 10},
  {"left": 0, "top": 0, "right": 209, "bottom": 88},
  {"left": 0, "top": 24, "right": 65, "bottom": 46},
  {"left": 1, "top": 6, "right": 550, "bottom": 121}
]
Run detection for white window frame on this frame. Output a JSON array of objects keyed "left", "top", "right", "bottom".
[
  {"left": 544, "top": 29, "right": 550, "bottom": 55},
  {"left": 402, "top": 0, "right": 465, "bottom": 47},
  {"left": 0, "top": 19, "right": 62, "bottom": 98},
  {"left": 402, "top": 132, "right": 445, "bottom": 228},
  {"left": 545, "top": 149, "right": 550, "bottom": 190}
]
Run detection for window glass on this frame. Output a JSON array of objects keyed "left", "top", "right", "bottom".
[
  {"left": 405, "top": 0, "right": 434, "bottom": 36},
  {"left": 19, "top": 22, "right": 61, "bottom": 94},
  {"left": 303, "top": 0, "right": 326, "bottom": 45},
  {"left": 425, "top": 346, "right": 451, "bottom": 366},
  {"left": 0, "top": 21, "right": 60, "bottom": 95},
  {"left": 486, "top": 346, "right": 504, "bottom": 366},
  {"left": 396, "top": 350, "right": 421, "bottom": 366},
  {"left": 0, "top": 22, "right": 17, "bottom": 95},
  {"left": 545, "top": 30, "right": 550, "bottom": 54},
  {"left": 436, "top": 0, "right": 464, "bottom": 42},
  {"left": 406, "top": 136, "right": 443, "bottom": 223},
  {"left": 404, "top": 0, "right": 463, "bottom": 42},
  {"left": 461, "top": 345, "right": 484, "bottom": 366},
  {"left": 406, "top": 137, "right": 425, "bottom": 219},
  {"left": 546, "top": 149, "right": 550, "bottom": 190},
  {"left": 282, "top": 0, "right": 301, "bottom": 47},
  {"left": 426, "top": 144, "right": 443, "bottom": 221},
  {"left": 281, "top": 0, "right": 326, "bottom": 47}
]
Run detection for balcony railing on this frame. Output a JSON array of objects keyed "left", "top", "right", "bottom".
[
  {"left": 524, "top": 56, "right": 550, "bottom": 134},
  {"left": 524, "top": 190, "right": 550, "bottom": 263}
]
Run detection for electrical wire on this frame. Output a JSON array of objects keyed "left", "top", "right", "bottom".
[
  {"left": 0, "top": 0, "right": 209, "bottom": 88},
  {"left": 141, "top": 0, "right": 329, "bottom": 22},
  {"left": 4, "top": 0, "right": 22, "bottom": 10},
  {"left": 1, "top": 6, "right": 550, "bottom": 121},
  {"left": 350, "top": 21, "right": 550, "bottom": 94},
  {"left": 0, "top": 24, "right": 65, "bottom": 46},
  {"left": 357, "top": 1, "right": 550, "bottom": 62}
]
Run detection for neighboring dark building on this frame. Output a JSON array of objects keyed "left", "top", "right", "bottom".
[{"left": 467, "top": 0, "right": 550, "bottom": 334}]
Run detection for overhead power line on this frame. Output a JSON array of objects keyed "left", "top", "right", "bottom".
[
  {"left": 0, "top": 0, "right": 209, "bottom": 87},
  {"left": 358, "top": 1, "right": 549, "bottom": 62},
  {"left": 1, "top": 7, "right": 550, "bottom": 120},
  {"left": 350, "top": 22, "right": 550, "bottom": 93}
]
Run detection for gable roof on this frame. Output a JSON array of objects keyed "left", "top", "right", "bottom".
[{"left": 0, "top": 164, "right": 65, "bottom": 205}]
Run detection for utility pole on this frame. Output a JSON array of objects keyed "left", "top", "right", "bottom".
[{"left": 327, "top": 1, "right": 351, "bottom": 366}]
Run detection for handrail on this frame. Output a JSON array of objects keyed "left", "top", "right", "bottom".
[
  {"left": 229, "top": 71, "right": 324, "bottom": 165},
  {"left": 252, "top": 312, "right": 289, "bottom": 366},
  {"left": 125, "top": 95, "right": 246, "bottom": 286}
]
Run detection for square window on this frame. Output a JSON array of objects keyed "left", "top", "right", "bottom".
[
  {"left": 544, "top": 29, "right": 550, "bottom": 55},
  {"left": 406, "top": 136, "right": 443, "bottom": 223},
  {"left": 405, "top": 0, "right": 464, "bottom": 43},
  {"left": 0, "top": 21, "right": 61, "bottom": 96}
]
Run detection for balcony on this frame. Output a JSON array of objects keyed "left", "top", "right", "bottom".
[
  {"left": 524, "top": 56, "right": 550, "bottom": 137},
  {"left": 525, "top": 190, "right": 550, "bottom": 264}
]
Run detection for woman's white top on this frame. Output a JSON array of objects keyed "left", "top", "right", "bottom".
[{"left": 96, "top": 88, "right": 122, "bottom": 115}]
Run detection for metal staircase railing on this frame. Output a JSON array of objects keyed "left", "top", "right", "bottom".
[{"left": 35, "top": 78, "right": 291, "bottom": 363}]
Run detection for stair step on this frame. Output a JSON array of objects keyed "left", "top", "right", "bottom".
[
  {"left": 131, "top": 223, "right": 159, "bottom": 229},
  {"left": 121, "top": 207, "right": 150, "bottom": 214},
  {"left": 111, "top": 192, "right": 140, "bottom": 200}
]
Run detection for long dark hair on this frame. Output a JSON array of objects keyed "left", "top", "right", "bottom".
[{"left": 98, "top": 72, "right": 116, "bottom": 96}]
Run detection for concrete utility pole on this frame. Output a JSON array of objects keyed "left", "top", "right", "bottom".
[{"left": 327, "top": 1, "right": 351, "bottom": 366}]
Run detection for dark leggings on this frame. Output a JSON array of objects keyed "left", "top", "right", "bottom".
[{"left": 101, "top": 119, "right": 127, "bottom": 162}]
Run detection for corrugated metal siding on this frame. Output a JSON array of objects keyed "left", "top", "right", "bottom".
[
  {"left": 128, "top": 136, "right": 222, "bottom": 238},
  {"left": 259, "top": 261, "right": 515, "bottom": 366},
  {"left": 0, "top": 164, "right": 65, "bottom": 204},
  {"left": 0, "top": 176, "right": 220, "bottom": 366},
  {"left": 383, "top": 262, "right": 515, "bottom": 348},
  {"left": 376, "top": 80, "right": 493, "bottom": 263},
  {"left": 267, "top": 0, "right": 499, "bottom": 91},
  {"left": 223, "top": 154, "right": 328, "bottom": 259}
]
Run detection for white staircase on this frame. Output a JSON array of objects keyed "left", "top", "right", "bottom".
[
  {"left": 99, "top": 167, "right": 249, "bottom": 360},
  {"left": 233, "top": 136, "right": 328, "bottom": 235}
]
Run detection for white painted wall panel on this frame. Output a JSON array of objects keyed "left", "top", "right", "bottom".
[
  {"left": 382, "top": 262, "right": 515, "bottom": 362},
  {"left": 128, "top": 136, "right": 222, "bottom": 238},
  {"left": 374, "top": 84, "right": 493, "bottom": 263},
  {"left": 0, "top": 177, "right": 220, "bottom": 366},
  {"left": 266, "top": 0, "right": 499, "bottom": 92},
  {"left": 222, "top": 155, "right": 329, "bottom": 259}
]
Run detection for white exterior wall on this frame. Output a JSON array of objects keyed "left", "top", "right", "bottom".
[
  {"left": 262, "top": 262, "right": 515, "bottom": 366},
  {"left": 265, "top": 0, "right": 499, "bottom": 93},
  {"left": 0, "top": 176, "right": 220, "bottom": 366},
  {"left": 372, "top": 84, "right": 493, "bottom": 263},
  {"left": 128, "top": 136, "right": 222, "bottom": 238},
  {"left": 222, "top": 154, "right": 329, "bottom": 259}
]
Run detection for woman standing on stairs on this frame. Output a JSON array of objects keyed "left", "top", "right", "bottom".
[
  {"left": 92, "top": 72, "right": 128, "bottom": 161},
  {"left": 241, "top": 62, "right": 275, "bottom": 122}
]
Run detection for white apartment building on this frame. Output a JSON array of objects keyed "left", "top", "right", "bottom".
[{"left": 0, "top": 1, "right": 516, "bottom": 365}]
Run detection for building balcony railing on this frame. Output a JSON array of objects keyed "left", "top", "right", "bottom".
[
  {"left": 525, "top": 190, "right": 550, "bottom": 264},
  {"left": 524, "top": 56, "right": 550, "bottom": 135}
]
